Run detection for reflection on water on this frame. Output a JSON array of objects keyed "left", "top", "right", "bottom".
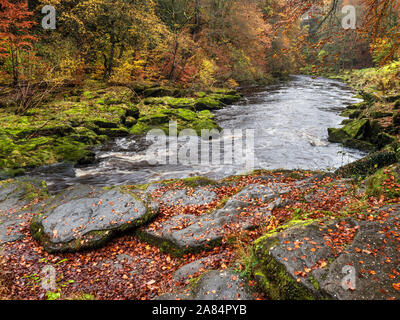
[{"left": 31, "top": 75, "right": 366, "bottom": 192}]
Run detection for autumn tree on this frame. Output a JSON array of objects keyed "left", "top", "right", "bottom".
[
  {"left": 0, "top": 0, "right": 37, "bottom": 85},
  {"left": 50, "top": 0, "right": 167, "bottom": 81},
  {"left": 157, "top": 0, "right": 196, "bottom": 80}
]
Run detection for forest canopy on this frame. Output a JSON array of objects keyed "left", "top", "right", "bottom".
[{"left": 0, "top": 0, "right": 399, "bottom": 88}]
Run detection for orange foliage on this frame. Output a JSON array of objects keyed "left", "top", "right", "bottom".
[{"left": 0, "top": 0, "right": 37, "bottom": 84}]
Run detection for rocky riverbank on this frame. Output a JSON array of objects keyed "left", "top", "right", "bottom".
[
  {"left": 1, "top": 166, "right": 400, "bottom": 300},
  {"left": 0, "top": 83, "right": 242, "bottom": 179}
]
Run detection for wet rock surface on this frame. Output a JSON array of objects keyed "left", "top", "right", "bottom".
[
  {"left": 30, "top": 184, "right": 159, "bottom": 253},
  {"left": 0, "top": 179, "right": 45, "bottom": 244},
  {"left": 254, "top": 210, "right": 400, "bottom": 300},
  {"left": 137, "top": 184, "right": 286, "bottom": 256}
]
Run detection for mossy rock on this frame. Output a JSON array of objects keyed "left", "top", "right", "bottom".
[
  {"left": 340, "top": 119, "right": 354, "bottom": 125},
  {"left": 91, "top": 120, "right": 119, "bottom": 129},
  {"left": 375, "top": 132, "right": 396, "bottom": 149},
  {"left": 393, "top": 112, "right": 400, "bottom": 126},
  {"left": 384, "top": 94, "right": 400, "bottom": 103},
  {"left": 211, "top": 88, "right": 238, "bottom": 95},
  {"left": 342, "top": 139, "right": 376, "bottom": 152},
  {"left": 347, "top": 102, "right": 368, "bottom": 110},
  {"left": 180, "top": 176, "right": 218, "bottom": 188},
  {"left": 194, "top": 97, "right": 225, "bottom": 111},
  {"left": 69, "top": 127, "right": 100, "bottom": 144},
  {"left": 335, "top": 151, "right": 397, "bottom": 177},
  {"left": 340, "top": 109, "right": 362, "bottom": 119},
  {"left": 328, "top": 127, "right": 350, "bottom": 143},
  {"left": 0, "top": 168, "right": 26, "bottom": 180},
  {"left": 0, "top": 134, "right": 92, "bottom": 170},
  {"left": 124, "top": 116, "right": 137, "bottom": 128},
  {"left": 360, "top": 91, "right": 382, "bottom": 104},
  {"left": 210, "top": 94, "right": 242, "bottom": 105},
  {"left": 53, "top": 138, "right": 91, "bottom": 163},
  {"left": 164, "top": 108, "right": 197, "bottom": 122},
  {"left": 139, "top": 113, "right": 170, "bottom": 126},
  {"left": 129, "top": 122, "right": 151, "bottom": 135},
  {"left": 125, "top": 104, "right": 140, "bottom": 118},
  {"left": 94, "top": 127, "right": 130, "bottom": 138}
]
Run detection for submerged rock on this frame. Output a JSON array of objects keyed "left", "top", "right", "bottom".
[
  {"left": 172, "top": 254, "right": 223, "bottom": 282},
  {"left": 159, "top": 188, "right": 217, "bottom": 207},
  {"left": 328, "top": 118, "right": 370, "bottom": 143},
  {"left": 30, "top": 185, "right": 159, "bottom": 253}
]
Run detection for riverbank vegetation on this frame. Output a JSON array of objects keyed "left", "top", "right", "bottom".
[
  {"left": 0, "top": 0, "right": 301, "bottom": 175},
  {"left": 1, "top": 0, "right": 400, "bottom": 301}
]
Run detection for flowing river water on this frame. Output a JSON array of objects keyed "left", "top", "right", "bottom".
[{"left": 31, "top": 75, "right": 367, "bottom": 192}]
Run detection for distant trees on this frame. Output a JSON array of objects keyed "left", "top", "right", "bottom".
[{"left": 3, "top": 0, "right": 397, "bottom": 88}]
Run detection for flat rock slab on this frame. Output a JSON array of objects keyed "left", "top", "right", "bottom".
[
  {"left": 156, "top": 270, "right": 255, "bottom": 300},
  {"left": 254, "top": 211, "right": 400, "bottom": 300},
  {"left": 0, "top": 179, "right": 45, "bottom": 244},
  {"left": 172, "top": 254, "right": 223, "bottom": 282},
  {"left": 31, "top": 185, "right": 159, "bottom": 253},
  {"left": 137, "top": 184, "right": 284, "bottom": 256},
  {"left": 159, "top": 188, "right": 217, "bottom": 207}
]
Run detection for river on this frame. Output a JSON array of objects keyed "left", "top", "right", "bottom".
[{"left": 31, "top": 75, "right": 367, "bottom": 192}]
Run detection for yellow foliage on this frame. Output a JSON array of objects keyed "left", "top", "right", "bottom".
[
  {"left": 198, "top": 58, "right": 217, "bottom": 87},
  {"left": 225, "top": 78, "right": 239, "bottom": 89}
]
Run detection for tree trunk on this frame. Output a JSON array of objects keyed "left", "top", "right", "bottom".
[{"left": 168, "top": 36, "right": 179, "bottom": 80}]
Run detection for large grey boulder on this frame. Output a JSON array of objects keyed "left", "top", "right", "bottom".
[
  {"left": 253, "top": 209, "right": 400, "bottom": 300},
  {"left": 30, "top": 184, "right": 159, "bottom": 253},
  {"left": 137, "top": 184, "right": 287, "bottom": 256}
]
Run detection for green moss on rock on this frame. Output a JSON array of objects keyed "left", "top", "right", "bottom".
[{"left": 253, "top": 220, "right": 317, "bottom": 300}]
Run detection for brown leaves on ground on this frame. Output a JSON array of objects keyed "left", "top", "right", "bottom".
[{"left": 1, "top": 170, "right": 400, "bottom": 300}]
